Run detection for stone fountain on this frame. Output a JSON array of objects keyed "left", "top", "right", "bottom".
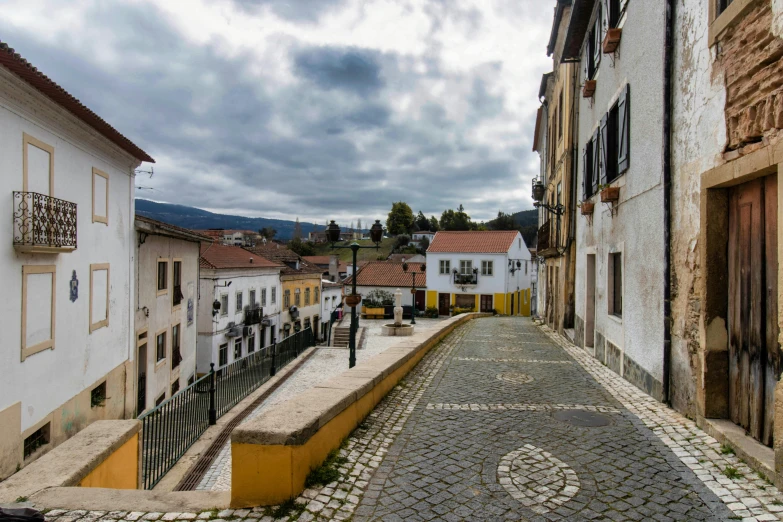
[{"left": 381, "top": 289, "right": 414, "bottom": 336}]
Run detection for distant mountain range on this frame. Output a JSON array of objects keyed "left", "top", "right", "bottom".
[
  {"left": 135, "top": 199, "right": 538, "bottom": 242},
  {"left": 135, "top": 199, "right": 325, "bottom": 240}
]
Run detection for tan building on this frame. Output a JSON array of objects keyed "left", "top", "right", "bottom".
[
  {"left": 134, "top": 216, "right": 208, "bottom": 414},
  {"left": 534, "top": 0, "right": 578, "bottom": 337}
]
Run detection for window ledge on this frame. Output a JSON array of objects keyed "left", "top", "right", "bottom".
[
  {"left": 607, "top": 313, "right": 623, "bottom": 325},
  {"left": 709, "top": 0, "right": 758, "bottom": 46}
]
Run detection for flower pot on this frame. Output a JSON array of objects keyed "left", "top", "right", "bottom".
[
  {"left": 345, "top": 294, "right": 362, "bottom": 307},
  {"left": 600, "top": 186, "right": 620, "bottom": 203},
  {"left": 581, "top": 202, "right": 595, "bottom": 215},
  {"left": 602, "top": 28, "right": 622, "bottom": 54},
  {"left": 583, "top": 80, "right": 596, "bottom": 98}
]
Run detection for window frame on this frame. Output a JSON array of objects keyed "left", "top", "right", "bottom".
[
  {"left": 284, "top": 289, "right": 290, "bottom": 308},
  {"left": 234, "top": 338, "right": 243, "bottom": 361},
  {"left": 220, "top": 293, "right": 229, "bottom": 317},
  {"left": 249, "top": 289, "right": 256, "bottom": 308},
  {"left": 271, "top": 286, "right": 277, "bottom": 304},
  {"left": 261, "top": 287, "right": 267, "bottom": 306},
  {"left": 459, "top": 260, "right": 473, "bottom": 275},
  {"left": 91, "top": 167, "right": 109, "bottom": 225},
  {"left": 295, "top": 288, "right": 301, "bottom": 306},
  {"left": 219, "top": 343, "right": 228, "bottom": 367},
  {"left": 171, "top": 323, "right": 181, "bottom": 370},
  {"left": 157, "top": 259, "right": 169, "bottom": 296},
  {"left": 22, "top": 133, "right": 54, "bottom": 196},
  {"left": 172, "top": 259, "right": 183, "bottom": 309},
  {"left": 305, "top": 287, "right": 311, "bottom": 306},
  {"left": 236, "top": 290, "right": 243, "bottom": 314},
  {"left": 709, "top": 0, "right": 752, "bottom": 46},
  {"left": 481, "top": 260, "right": 494, "bottom": 276},
  {"left": 21, "top": 264, "right": 56, "bottom": 361},
  {"left": 89, "top": 263, "right": 110, "bottom": 333},
  {"left": 608, "top": 251, "right": 623, "bottom": 318},
  {"left": 155, "top": 329, "right": 167, "bottom": 365},
  {"left": 439, "top": 260, "right": 451, "bottom": 275}
]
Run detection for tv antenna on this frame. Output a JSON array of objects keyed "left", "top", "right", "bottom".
[{"left": 135, "top": 166, "right": 154, "bottom": 178}]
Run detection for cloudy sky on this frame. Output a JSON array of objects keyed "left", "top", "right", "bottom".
[{"left": 3, "top": 0, "right": 552, "bottom": 224}]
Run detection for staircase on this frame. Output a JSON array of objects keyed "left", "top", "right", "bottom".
[{"left": 332, "top": 326, "right": 351, "bottom": 348}]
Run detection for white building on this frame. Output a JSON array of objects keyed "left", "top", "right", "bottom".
[
  {"left": 563, "top": 0, "right": 667, "bottom": 400},
  {"left": 135, "top": 216, "right": 206, "bottom": 413},
  {"left": 197, "top": 244, "right": 282, "bottom": 373},
  {"left": 425, "top": 231, "right": 531, "bottom": 316},
  {"left": 344, "top": 261, "right": 428, "bottom": 314},
  {"left": 320, "top": 280, "right": 343, "bottom": 339},
  {"left": 0, "top": 42, "right": 153, "bottom": 479}
]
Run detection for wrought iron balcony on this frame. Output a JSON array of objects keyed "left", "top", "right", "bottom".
[
  {"left": 13, "top": 191, "right": 77, "bottom": 253},
  {"left": 537, "top": 219, "right": 558, "bottom": 258},
  {"left": 244, "top": 307, "right": 263, "bottom": 325},
  {"left": 453, "top": 272, "right": 478, "bottom": 285}
]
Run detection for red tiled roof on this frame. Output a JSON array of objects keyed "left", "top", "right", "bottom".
[
  {"left": 245, "top": 245, "right": 324, "bottom": 275},
  {"left": 427, "top": 231, "right": 520, "bottom": 254},
  {"left": 344, "top": 262, "right": 426, "bottom": 288},
  {"left": 200, "top": 243, "right": 282, "bottom": 270},
  {"left": 0, "top": 42, "right": 154, "bottom": 163},
  {"left": 135, "top": 215, "right": 213, "bottom": 242},
  {"left": 302, "top": 256, "right": 332, "bottom": 265}
]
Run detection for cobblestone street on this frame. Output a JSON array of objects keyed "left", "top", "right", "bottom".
[{"left": 42, "top": 317, "right": 783, "bottom": 521}]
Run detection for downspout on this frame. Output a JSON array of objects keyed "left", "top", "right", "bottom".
[{"left": 662, "top": 0, "right": 675, "bottom": 405}]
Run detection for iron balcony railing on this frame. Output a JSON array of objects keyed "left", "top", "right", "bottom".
[
  {"left": 453, "top": 272, "right": 478, "bottom": 285},
  {"left": 244, "top": 307, "right": 263, "bottom": 325},
  {"left": 138, "top": 327, "right": 315, "bottom": 489},
  {"left": 13, "top": 191, "right": 77, "bottom": 250},
  {"left": 537, "top": 219, "right": 552, "bottom": 253}
]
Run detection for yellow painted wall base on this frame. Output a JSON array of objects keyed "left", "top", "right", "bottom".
[
  {"left": 230, "top": 316, "right": 478, "bottom": 507},
  {"left": 426, "top": 290, "right": 437, "bottom": 310},
  {"left": 494, "top": 293, "right": 506, "bottom": 315},
  {"left": 79, "top": 433, "right": 139, "bottom": 489}
]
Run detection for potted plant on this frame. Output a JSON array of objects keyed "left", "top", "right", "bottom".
[
  {"left": 600, "top": 184, "right": 620, "bottom": 203},
  {"left": 583, "top": 80, "right": 596, "bottom": 98},
  {"left": 345, "top": 294, "right": 362, "bottom": 308},
  {"left": 603, "top": 28, "right": 622, "bottom": 53},
  {"left": 580, "top": 201, "right": 595, "bottom": 215}
]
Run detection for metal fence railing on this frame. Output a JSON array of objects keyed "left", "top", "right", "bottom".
[{"left": 138, "top": 327, "right": 315, "bottom": 489}]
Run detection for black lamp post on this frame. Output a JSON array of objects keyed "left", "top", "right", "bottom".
[
  {"left": 531, "top": 177, "right": 565, "bottom": 216},
  {"left": 402, "top": 262, "right": 426, "bottom": 325},
  {"left": 327, "top": 219, "right": 384, "bottom": 368}
]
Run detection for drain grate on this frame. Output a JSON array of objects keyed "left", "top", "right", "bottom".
[{"left": 552, "top": 409, "right": 613, "bottom": 427}]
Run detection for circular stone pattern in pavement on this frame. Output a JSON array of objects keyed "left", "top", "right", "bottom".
[
  {"left": 496, "top": 372, "right": 534, "bottom": 384},
  {"left": 498, "top": 444, "right": 581, "bottom": 515},
  {"left": 552, "top": 409, "right": 613, "bottom": 427}
]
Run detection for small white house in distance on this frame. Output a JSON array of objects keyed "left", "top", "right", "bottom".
[
  {"left": 344, "top": 261, "right": 428, "bottom": 313},
  {"left": 135, "top": 216, "right": 208, "bottom": 414},
  {"left": 197, "top": 244, "right": 283, "bottom": 374},
  {"left": 425, "top": 231, "right": 532, "bottom": 316},
  {"left": 320, "top": 280, "right": 343, "bottom": 338},
  {"left": 0, "top": 42, "right": 154, "bottom": 479}
]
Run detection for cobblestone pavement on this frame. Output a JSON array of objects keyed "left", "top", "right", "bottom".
[
  {"left": 197, "top": 318, "right": 448, "bottom": 490},
  {"left": 42, "top": 317, "right": 783, "bottom": 521}
]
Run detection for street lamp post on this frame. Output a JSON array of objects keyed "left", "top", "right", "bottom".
[
  {"left": 326, "top": 219, "right": 384, "bottom": 368},
  {"left": 402, "top": 262, "right": 426, "bottom": 325}
]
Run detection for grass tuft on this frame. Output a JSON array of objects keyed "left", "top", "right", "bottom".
[
  {"left": 720, "top": 444, "right": 735, "bottom": 456},
  {"left": 723, "top": 465, "right": 743, "bottom": 480},
  {"left": 270, "top": 498, "right": 306, "bottom": 519},
  {"left": 14, "top": 496, "right": 28, "bottom": 503},
  {"left": 305, "top": 449, "right": 349, "bottom": 488}
]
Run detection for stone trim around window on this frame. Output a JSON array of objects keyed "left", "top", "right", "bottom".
[
  {"left": 21, "top": 264, "right": 56, "bottom": 361},
  {"left": 89, "top": 263, "right": 110, "bottom": 333},
  {"left": 91, "top": 167, "right": 109, "bottom": 225},
  {"left": 708, "top": 0, "right": 758, "bottom": 46}
]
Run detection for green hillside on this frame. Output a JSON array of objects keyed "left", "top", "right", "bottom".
[{"left": 311, "top": 238, "right": 396, "bottom": 263}]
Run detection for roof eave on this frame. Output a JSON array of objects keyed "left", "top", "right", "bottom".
[
  {"left": 546, "top": 0, "right": 569, "bottom": 56},
  {"left": 560, "top": 0, "right": 597, "bottom": 63}
]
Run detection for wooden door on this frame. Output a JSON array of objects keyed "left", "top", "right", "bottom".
[
  {"left": 728, "top": 175, "right": 779, "bottom": 446},
  {"left": 438, "top": 293, "right": 450, "bottom": 316},
  {"left": 415, "top": 290, "right": 426, "bottom": 311},
  {"left": 480, "top": 295, "right": 493, "bottom": 313}
]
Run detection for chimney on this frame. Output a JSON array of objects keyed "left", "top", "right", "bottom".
[{"left": 329, "top": 254, "right": 339, "bottom": 282}]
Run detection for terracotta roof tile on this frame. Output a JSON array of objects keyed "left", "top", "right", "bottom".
[
  {"left": 135, "top": 215, "right": 213, "bottom": 242},
  {"left": 200, "top": 243, "right": 282, "bottom": 270},
  {"left": 344, "top": 262, "right": 426, "bottom": 288},
  {"left": 0, "top": 41, "right": 154, "bottom": 163},
  {"left": 302, "top": 256, "right": 332, "bottom": 265},
  {"left": 427, "top": 231, "right": 520, "bottom": 254},
  {"left": 244, "top": 245, "right": 323, "bottom": 275}
]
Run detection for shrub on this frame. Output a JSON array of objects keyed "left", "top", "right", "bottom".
[
  {"left": 424, "top": 307, "right": 439, "bottom": 318},
  {"left": 452, "top": 306, "right": 475, "bottom": 315},
  {"left": 364, "top": 289, "right": 394, "bottom": 308}
]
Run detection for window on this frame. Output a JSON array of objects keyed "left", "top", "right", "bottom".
[
  {"left": 584, "top": 84, "right": 630, "bottom": 198},
  {"left": 234, "top": 338, "right": 242, "bottom": 361},
  {"left": 295, "top": 288, "right": 301, "bottom": 306},
  {"left": 220, "top": 294, "right": 229, "bottom": 317},
  {"left": 236, "top": 291, "right": 243, "bottom": 313},
  {"left": 525, "top": 261, "right": 528, "bottom": 275},
  {"left": 271, "top": 287, "right": 277, "bottom": 304},
  {"left": 314, "top": 287, "right": 319, "bottom": 302},
  {"left": 171, "top": 380, "right": 180, "bottom": 396},
  {"left": 583, "top": 136, "right": 596, "bottom": 199},
  {"left": 172, "top": 324, "right": 181, "bottom": 369},
  {"left": 481, "top": 261, "right": 493, "bottom": 276},
  {"left": 439, "top": 260, "right": 451, "bottom": 274},
  {"left": 558, "top": 91, "right": 563, "bottom": 139},
  {"left": 585, "top": 3, "right": 602, "bottom": 80},
  {"left": 88, "top": 263, "right": 110, "bottom": 333},
  {"left": 249, "top": 289, "right": 256, "bottom": 308},
  {"left": 304, "top": 317, "right": 311, "bottom": 331},
  {"left": 23, "top": 133, "right": 54, "bottom": 197},
  {"left": 284, "top": 289, "right": 290, "bottom": 308},
  {"left": 459, "top": 260, "right": 473, "bottom": 275},
  {"left": 156, "top": 393, "right": 166, "bottom": 406},
  {"left": 261, "top": 288, "right": 267, "bottom": 306},
  {"left": 173, "top": 261, "right": 183, "bottom": 307},
  {"left": 248, "top": 333, "right": 255, "bottom": 353},
  {"left": 21, "top": 265, "right": 56, "bottom": 361},
  {"left": 91, "top": 382, "right": 107, "bottom": 408},
  {"left": 24, "top": 422, "right": 50, "bottom": 459},
  {"left": 187, "top": 374, "right": 195, "bottom": 386},
  {"left": 305, "top": 288, "right": 311, "bottom": 306},
  {"left": 717, "top": 0, "right": 734, "bottom": 16},
  {"left": 219, "top": 343, "right": 228, "bottom": 367},
  {"left": 156, "top": 331, "right": 167, "bottom": 362},
  {"left": 608, "top": 0, "right": 622, "bottom": 28},
  {"left": 157, "top": 260, "right": 168, "bottom": 294},
  {"left": 609, "top": 252, "right": 623, "bottom": 317},
  {"left": 92, "top": 168, "right": 109, "bottom": 224}
]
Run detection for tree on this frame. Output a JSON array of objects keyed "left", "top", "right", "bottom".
[
  {"left": 288, "top": 237, "right": 316, "bottom": 256},
  {"left": 258, "top": 227, "right": 277, "bottom": 240},
  {"left": 349, "top": 221, "right": 355, "bottom": 233},
  {"left": 440, "top": 205, "right": 472, "bottom": 231},
  {"left": 415, "top": 211, "right": 430, "bottom": 231},
  {"left": 357, "top": 218, "right": 362, "bottom": 232},
  {"left": 394, "top": 234, "right": 410, "bottom": 251},
  {"left": 417, "top": 236, "right": 430, "bottom": 254},
  {"left": 293, "top": 217, "right": 302, "bottom": 240},
  {"left": 487, "top": 211, "right": 517, "bottom": 231},
  {"left": 429, "top": 216, "right": 440, "bottom": 232},
  {"left": 386, "top": 202, "right": 415, "bottom": 235}
]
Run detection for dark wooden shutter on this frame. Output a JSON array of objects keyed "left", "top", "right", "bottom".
[
  {"left": 592, "top": 128, "right": 601, "bottom": 190},
  {"left": 602, "top": 0, "right": 610, "bottom": 33},
  {"left": 582, "top": 146, "right": 588, "bottom": 200},
  {"left": 593, "top": 5, "right": 602, "bottom": 68},
  {"left": 599, "top": 114, "right": 609, "bottom": 185},
  {"left": 618, "top": 84, "right": 630, "bottom": 174}
]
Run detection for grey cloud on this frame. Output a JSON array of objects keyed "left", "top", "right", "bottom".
[
  {"left": 293, "top": 46, "right": 384, "bottom": 97},
  {"left": 231, "top": 0, "right": 346, "bottom": 22}
]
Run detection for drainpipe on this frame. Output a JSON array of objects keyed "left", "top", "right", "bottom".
[{"left": 662, "top": 0, "right": 675, "bottom": 405}]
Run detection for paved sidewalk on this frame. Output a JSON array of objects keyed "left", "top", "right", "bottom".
[{"left": 41, "top": 317, "right": 783, "bottom": 521}]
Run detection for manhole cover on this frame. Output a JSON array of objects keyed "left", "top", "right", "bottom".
[
  {"left": 552, "top": 409, "right": 612, "bottom": 427},
  {"left": 496, "top": 372, "right": 534, "bottom": 384}
]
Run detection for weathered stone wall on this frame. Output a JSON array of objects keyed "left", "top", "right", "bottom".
[{"left": 721, "top": 1, "right": 783, "bottom": 151}]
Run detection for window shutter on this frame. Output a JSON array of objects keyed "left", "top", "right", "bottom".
[
  {"left": 599, "top": 114, "right": 609, "bottom": 185},
  {"left": 601, "top": 0, "right": 610, "bottom": 33},
  {"left": 593, "top": 5, "right": 602, "bottom": 68},
  {"left": 582, "top": 146, "right": 588, "bottom": 200},
  {"left": 592, "top": 128, "right": 601, "bottom": 191},
  {"left": 617, "top": 84, "right": 630, "bottom": 173}
]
